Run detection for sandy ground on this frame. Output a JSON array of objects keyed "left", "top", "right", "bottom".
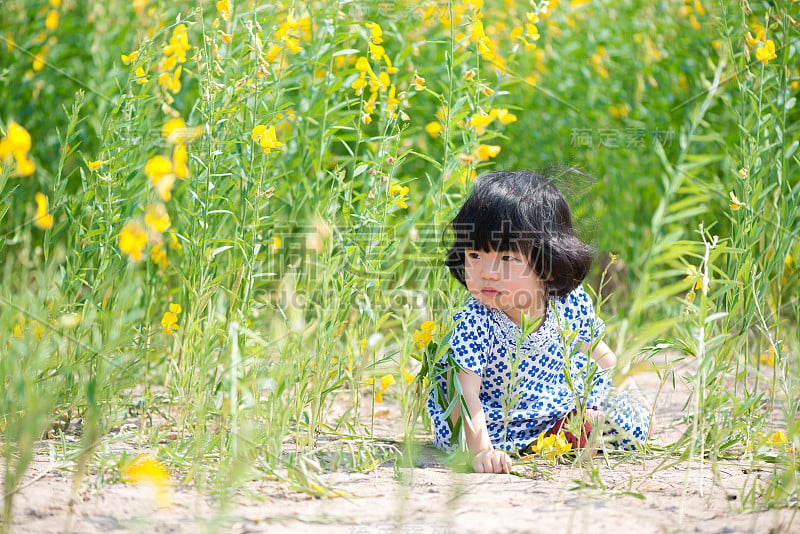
[{"left": 8, "top": 356, "right": 799, "bottom": 534}]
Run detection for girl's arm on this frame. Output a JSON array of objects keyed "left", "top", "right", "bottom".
[
  {"left": 583, "top": 339, "right": 644, "bottom": 391},
  {"left": 582, "top": 339, "right": 617, "bottom": 370},
  {"left": 451, "top": 369, "right": 512, "bottom": 474}
]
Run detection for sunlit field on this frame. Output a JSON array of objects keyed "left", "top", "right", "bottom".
[{"left": 1, "top": 0, "right": 798, "bottom": 531}]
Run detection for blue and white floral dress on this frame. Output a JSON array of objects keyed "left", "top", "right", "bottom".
[{"left": 426, "top": 284, "right": 651, "bottom": 454}]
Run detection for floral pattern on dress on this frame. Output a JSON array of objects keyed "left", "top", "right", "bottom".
[{"left": 427, "top": 284, "right": 651, "bottom": 454}]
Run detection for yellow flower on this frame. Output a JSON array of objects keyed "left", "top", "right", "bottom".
[
  {"left": 411, "top": 320, "right": 435, "bottom": 349},
  {"left": 738, "top": 168, "right": 748, "bottom": 179},
  {"left": 121, "top": 50, "right": 139, "bottom": 65},
  {"left": 376, "top": 71, "right": 390, "bottom": 89},
  {"left": 1, "top": 121, "right": 36, "bottom": 176},
  {"left": 729, "top": 191, "right": 745, "bottom": 211},
  {"left": 470, "top": 20, "right": 487, "bottom": 45},
  {"left": 368, "top": 41, "right": 385, "bottom": 61},
  {"left": 589, "top": 47, "right": 609, "bottom": 78},
  {"left": 425, "top": 121, "right": 442, "bottom": 138},
  {"left": 32, "top": 50, "right": 46, "bottom": 71},
  {"left": 161, "top": 303, "right": 180, "bottom": 334},
  {"left": 169, "top": 231, "right": 182, "bottom": 250},
  {"left": 123, "top": 454, "right": 172, "bottom": 508},
  {"left": 162, "top": 117, "right": 186, "bottom": 141},
  {"left": 386, "top": 84, "right": 400, "bottom": 117},
  {"left": 366, "top": 22, "right": 383, "bottom": 44},
  {"left": 150, "top": 242, "right": 169, "bottom": 270},
  {"left": 12, "top": 318, "right": 24, "bottom": 338},
  {"left": 355, "top": 56, "right": 371, "bottom": 73},
  {"left": 144, "top": 156, "right": 172, "bottom": 178},
  {"left": 45, "top": 10, "right": 59, "bottom": 31},
  {"left": 270, "top": 235, "right": 282, "bottom": 252},
  {"left": 159, "top": 54, "right": 177, "bottom": 72},
  {"left": 163, "top": 118, "right": 202, "bottom": 144},
  {"left": 158, "top": 66, "right": 182, "bottom": 93},
  {"left": 458, "top": 168, "right": 476, "bottom": 184},
  {"left": 351, "top": 74, "right": 368, "bottom": 94},
  {"left": 284, "top": 36, "right": 301, "bottom": 54},
  {"left": 164, "top": 24, "right": 191, "bottom": 63},
  {"left": 119, "top": 221, "right": 148, "bottom": 261},
  {"left": 144, "top": 155, "right": 176, "bottom": 201},
  {"left": 33, "top": 192, "right": 54, "bottom": 230},
  {"left": 609, "top": 103, "right": 631, "bottom": 118},
  {"left": 770, "top": 431, "right": 788, "bottom": 444},
  {"left": 135, "top": 66, "right": 148, "bottom": 84},
  {"left": 388, "top": 182, "right": 409, "bottom": 209},
  {"left": 265, "top": 44, "right": 283, "bottom": 61},
  {"left": 0, "top": 121, "right": 32, "bottom": 156},
  {"left": 216, "top": 0, "right": 231, "bottom": 20},
  {"left": 476, "top": 144, "right": 501, "bottom": 161},
  {"left": 145, "top": 156, "right": 172, "bottom": 180},
  {"left": 694, "top": 0, "right": 706, "bottom": 16},
  {"left": 14, "top": 154, "right": 36, "bottom": 176},
  {"left": 251, "top": 125, "right": 282, "bottom": 153},
  {"left": 467, "top": 112, "right": 493, "bottom": 135},
  {"left": 745, "top": 24, "right": 765, "bottom": 47},
  {"left": 490, "top": 108, "right": 518, "bottom": 125},
  {"left": 530, "top": 431, "right": 573, "bottom": 462},
  {"left": 365, "top": 374, "right": 395, "bottom": 403},
  {"left": 756, "top": 40, "right": 777, "bottom": 65},
  {"left": 172, "top": 143, "right": 188, "bottom": 179},
  {"left": 87, "top": 160, "right": 103, "bottom": 170},
  {"left": 144, "top": 204, "right": 171, "bottom": 233},
  {"left": 759, "top": 347, "right": 775, "bottom": 367},
  {"left": 478, "top": 83, "right": 495, "bottom": 96},
  {"left": 412, "top": 73, "right": 425, "bottom": 91}
]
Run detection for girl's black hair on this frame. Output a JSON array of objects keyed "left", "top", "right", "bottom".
[{"left": 445, "top": 168, "right": 593, "bottom": 297}]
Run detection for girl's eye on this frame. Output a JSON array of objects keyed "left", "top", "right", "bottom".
[
  {"left": 467, "top": 252, "right": 481, "bottom": 259},
  {"left": 501, "top": 255, "right": 520, "bottom": 262}
]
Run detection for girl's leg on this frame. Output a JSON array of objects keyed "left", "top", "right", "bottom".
[{"left": 600, "top": 389, "right": 652, "bottom": 450}]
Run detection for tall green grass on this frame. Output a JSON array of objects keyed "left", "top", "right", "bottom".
[{"left": 0, "top": 0, "right": 797, "bottom": 528}]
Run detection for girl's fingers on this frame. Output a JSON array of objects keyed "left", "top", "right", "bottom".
[
  {"left": 486, "top": 458, "right": 496, "bottom": 473},
  {"left": 473, "top": 450, "right": 513, "bottom": 474}
]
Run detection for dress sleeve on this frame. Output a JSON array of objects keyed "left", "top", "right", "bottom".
[
  {"left": 447, "top": 299, "right": 493, "bottom": 376},
  {"left": 565, "top": 284, "right": 605, "bottom": 345}
]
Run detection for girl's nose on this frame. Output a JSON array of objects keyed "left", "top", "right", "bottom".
[{"left": 481, "top": 260, "right": 500, "bottom": 279}]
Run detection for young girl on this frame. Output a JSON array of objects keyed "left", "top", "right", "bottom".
[{"left": 427, "top": 169, "right": 652, "bottom": 474}]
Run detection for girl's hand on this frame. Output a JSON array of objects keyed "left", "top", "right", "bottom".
[
  {"left": 472, "top": 449, "right": 512, "bottom": 474},
  {"left": 585, "top": 408, "right": 605, "bottom": 423}
]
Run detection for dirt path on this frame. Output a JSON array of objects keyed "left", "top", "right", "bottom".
[{"left": 9, "top": 357, "right": 799, "bottom": 533}]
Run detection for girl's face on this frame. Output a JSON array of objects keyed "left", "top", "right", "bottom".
[{"left": 463, "top": 248, "right": 547, "bottom": 327}]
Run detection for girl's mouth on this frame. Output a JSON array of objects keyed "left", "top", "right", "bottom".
[{"left": 481, "top": 288, "right": 500, "bottom": 297}]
